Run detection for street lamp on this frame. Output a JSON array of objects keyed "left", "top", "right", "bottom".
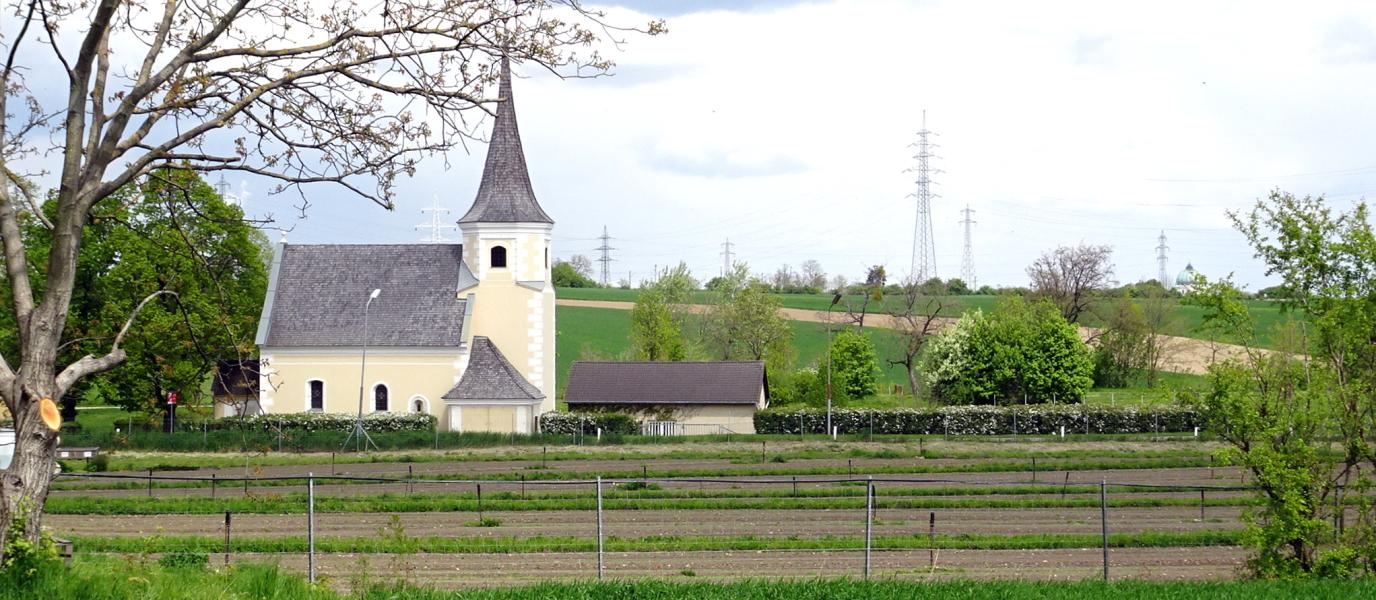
[
  {"left": 343, "top": 288, "right": 382, "bottom": 451},
  {"left": 826, "top": 292, "right": 842, "bottom": 438}
]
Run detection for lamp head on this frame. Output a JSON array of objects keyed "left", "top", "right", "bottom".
[
  {"left": 369, "top": 288, "right": 382, "bottom": 300},
  {"left": 830, "top": 292, "right": 843, "bottom": 307}
]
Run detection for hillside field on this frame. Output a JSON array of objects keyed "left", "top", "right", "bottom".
[{"left": 555, "top": 288, "right": 1299, "bottom": 349}]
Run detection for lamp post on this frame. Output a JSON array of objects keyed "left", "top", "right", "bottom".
[
  {"left": 343, "top": 288, "right": 382, "bottom": 451},
  {"left": 826, "top": 292, "right": 842, "bottom": 437}
]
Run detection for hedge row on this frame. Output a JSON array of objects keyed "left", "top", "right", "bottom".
[
  {"left": 209, "top": 412, "right": 436, "bottom": 432},
  {"left": 755, "top": 406, "right": 1201, "bottom": 435},
  {"left": 539, "top": 412, "right": 638, "bottom": 435}
]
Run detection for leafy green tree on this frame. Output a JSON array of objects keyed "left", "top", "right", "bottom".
[
  {"left": 1186, "top": 190, "right": 1376, "bottom": 577},
  {"left": 923, "top": 297, "right": 1092, "bottom": 403},
  {"left": 552, "top": 260, "right": 597, "bottom": 288},
  {"left": 1092, "top": 296, "right": 1149, "bottom": 388},
  {"left": 2, "top": 169, "right": 267, "bottom": 415},
  {"left": 829, "top": 329, "right": 879, "bottom": 399},
  {"left": 628, "top": 288, "right": 684, "bottom": 361}
]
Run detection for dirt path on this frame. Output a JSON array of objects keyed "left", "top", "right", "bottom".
[{"left": 558, "top": 299, "right": 1265, "bottom": 376}]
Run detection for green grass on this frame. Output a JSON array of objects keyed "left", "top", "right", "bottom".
[
  {"left": 71, "top": 530, "right": 1245, "bottom": 555},
  {"left": 10, "top": 559, "right": 1375, "bottom": 599},
  {"left": 46, "top": 483, "right": 1253, "bottom": 516}
]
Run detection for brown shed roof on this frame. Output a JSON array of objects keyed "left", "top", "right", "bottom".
[{"left": 563, "top": 361, "right": 767, "bottom": 406}]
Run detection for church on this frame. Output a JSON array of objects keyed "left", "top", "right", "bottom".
[{"left": 246, "top": 57, "right": 556, "bottom": 433}]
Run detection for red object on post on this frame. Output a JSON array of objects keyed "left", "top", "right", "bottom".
[{"left": 167, "top": 391, "right": 178, "bottom": 406}]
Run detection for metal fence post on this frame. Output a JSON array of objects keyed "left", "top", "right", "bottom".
[
  {"left": 307, "top": 472, "right": 316, "bottom": 584},
  {"left": 147, "top": 469, "right": 153, "bottom": 497},
  {"left": 1100, "top": 479, "right": 1110, "bottom": 582},
  {"left": 927, "top": 511, "right": 936, "bottom": 569},
  {"left": 864, "top": 477, "right": 874, "bottom": 580},
  {"left": 211, "top": 473, "right": 217, "bottom": 499},
  {"left": 596, "top": 476, "right": 605, "bottom": 580},
  {"left": 223, "top": 510, "right": 232, "bottom": 567}
]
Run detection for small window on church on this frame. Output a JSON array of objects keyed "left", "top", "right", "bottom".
[
  {"left": 491, "top": 245, "right": 508, "bottom": 268},
  {"left": 544, "top": 247, "right": 548, "bottom": 269}
]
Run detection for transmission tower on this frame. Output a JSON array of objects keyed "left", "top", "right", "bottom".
[
  {"left": 596, "top": 226, "right": 616, "bottom": 286},
  {"left": 907, "top": 111, "right": 939, "bottom": 281},
  {"left": 1156, "top": 230, "right": 1170, "bottom": 289},
  {"left": 720, "top": 238, "right": 735, "bottom": 276},
  {"left": 415, "top": 195, "right": 456, "bottom": 242},
  {"left": 959, "top": 204, "right": 977, "bottom": 288}
]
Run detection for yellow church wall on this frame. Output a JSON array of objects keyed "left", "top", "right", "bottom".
[{"left": 259, "top": 350, "right": 460, "bottom": 417}]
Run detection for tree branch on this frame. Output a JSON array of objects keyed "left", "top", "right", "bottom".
[{"left": 54, "top": 290, "right": 177, "bottom": 392}]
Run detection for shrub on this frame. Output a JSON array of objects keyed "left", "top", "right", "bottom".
[
  {"left": 85, "top": 454, "right": 109, "bottom": 473},
  {"left": 206, "top": 412, "right": 435, "bottom": 433},
  {"left": 157, "top": 549, "right": 209, "bottom": 570},
  {"left": 830, "top": 329, "right": 879, "bottom": 399},
  {"left": 539, "top": 412, "right": 637, "bottom": 435},
  {"left": 754, "top": 405, "right": 1201, "bottom": 435}
]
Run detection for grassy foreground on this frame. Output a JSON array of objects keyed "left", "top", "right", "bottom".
[{"left": 4, "top": 558, "right": 1374, "bottom": 600}]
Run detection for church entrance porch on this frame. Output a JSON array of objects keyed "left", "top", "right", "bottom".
[{"left": 444, "top": 402, "right": 535, "bottom": 434}]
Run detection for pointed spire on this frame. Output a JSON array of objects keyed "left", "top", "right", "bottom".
[{"left": 458, "top": 55, "right": 554, "bottom": 224}]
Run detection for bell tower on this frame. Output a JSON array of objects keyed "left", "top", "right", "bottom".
[{"left": 456, "top": 56, "right": 556, "bottom": 413}]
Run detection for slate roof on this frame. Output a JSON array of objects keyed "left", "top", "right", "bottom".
[
  {"left": 458, "top": 56, "right": 554, "bottom": 225},
  {"left": 443, "top": 336, "right": 544, "bottom": 400},
  {"left": 262, "top": 244, "right": 467, "bottom": 347},
  {"left": 564, "top": 361, "right": 768, "bottom": 406}
]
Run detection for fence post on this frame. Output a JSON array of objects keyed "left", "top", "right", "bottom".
[
  {"left": 1100, "top": 479, "right": 1109, "bottom": 582},
  {"left": 792, "top": 476, "right": 798, "bottom": 496},
  {"left": 223, "top": 511, "right": 232, "bottom": 567},
  {"left": 1200, "top": 489, "right": 1206, "bottom": 522},
  {"left": 864, "top": 477, "right": 873, "bottom": 580},
  {"left": 927, "top": 511, "right": 936, "bottom": 569},
  {"left": 761, "top": 441, "right": 766, "bottom": 463},
  {"left": 147, "top": 469, "right": 153, "bottom": 497},
  {"left": 307, "top": 472, "right": 316, "bottom": 584},
  {"left": 596, "top": 476, "right": 604, "bottom": 580},
  {"left": 331, "top": 452, "right": 336, "bottom": 476},
  {"left": 521, "top": 474, "right": 526, "bottom": 500},
  {"left": 211, "top": 473, "right": 217, "bottom": 499},
  {"left": 848, "top": 459, "right": 853, "bottom": 478},
  {"left": 476, "top": 483, "right": 483, "bottom": 523},
  {"left": 408, "top": 464, "right": 414, "bottom": 494},
  {"left": 1030, "top": 457, "right": 1036, "bottom": 483}
]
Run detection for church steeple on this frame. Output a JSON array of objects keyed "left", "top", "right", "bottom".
[{"left": 458, "top": 56, "right": 553, "bottom": 224}]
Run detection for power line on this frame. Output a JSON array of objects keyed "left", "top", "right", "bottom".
[
  {"left": 1155, "top": 230, "right": 1170, "bottom": 289},
  {"left": 960, "top": 204, "right": 976, "bottom": 288},
  {"left": 907, "top": 110, "right": 939, "bottom": 281},
  {"left": 596, "top": 226, "right": 616, "bottom": 287},
  {"left": 415, "top": 195, "right": 455, "bottom": 242}
]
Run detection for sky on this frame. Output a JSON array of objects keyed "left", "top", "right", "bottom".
[{"left": 50, "top": 1, "right": 1376, "bottom": 290}]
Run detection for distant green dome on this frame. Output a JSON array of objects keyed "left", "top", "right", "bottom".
[{"left": 1175, "top": 263, "right": 1200, "bottom": 286}]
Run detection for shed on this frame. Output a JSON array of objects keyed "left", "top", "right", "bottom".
[{"left": 563, "top": 361, "right": 768, "bottom": 435}]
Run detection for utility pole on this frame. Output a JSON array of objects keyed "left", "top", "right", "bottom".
[
  {"left": 720, "top": 238, "right": 735, "bottom": 276},
  {"left": 959, "top": 204, "right": 977, "bottom": 288},
  {"left": 907, "top": 110, "right": 939, "bottom": 282},
  {"left": 415, "top": 195, "right": 455, "bottom": 242},
  {"left": 596, "top": 226, "right": 616, "bottom": 287},
  {"left": 1156, "top": 230, "right": 1170, "bottom": 289}
]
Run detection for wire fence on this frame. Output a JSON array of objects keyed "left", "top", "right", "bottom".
[{"left": 44, "top": 468, "right": 1303, "bottom": 586}]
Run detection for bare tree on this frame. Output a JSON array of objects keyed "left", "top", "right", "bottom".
[
  {"left": 770, "top": 263, "right": 795, "bottom": 292},
  {"left": 0, "top": 0, "right": 660, "bottom": 550},
  {"left": 887, "top": 280, "right": 948, "bottom": 398},
  {"left": 844, "top": 264, "right": 886, "bottom": 329},
  {"left": 569, "top": 254, "right": 594, "bottom": 277},
  {"left": 1139, "top": 288, "right": 1180, "bottom": 387},
  {"left": 830, "top": 274, "right": 847, "bottom": 293},
  {"left": 799, "top": 259, "right": 826, "bottom": 291},
  {"left": 1026, "top": 244, "right": 1115, "bottom": 323}
]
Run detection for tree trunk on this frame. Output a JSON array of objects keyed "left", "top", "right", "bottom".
[{"left": 0, "top": 373, "right": 61, "bottom": 560}]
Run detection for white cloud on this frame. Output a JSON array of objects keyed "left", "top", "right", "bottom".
[{"left": 264, "top": 0, "right": 1376, "bottom": 290}]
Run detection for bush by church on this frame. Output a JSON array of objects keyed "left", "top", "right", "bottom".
[
  {"left": 754, "top": 405, "right": 1201, "bottom": 435},
  {"left": 538, "top": 412, "right": 638, "bottom": 435},
  {"left": 207, "top": 412, "right": 436, "bottom": 432}
]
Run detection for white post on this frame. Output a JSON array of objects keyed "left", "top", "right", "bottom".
[
  {"left": 596, "top": 476, "right": 604, "bottom": 580},
  {"left": 1059, "top": 425, "right": 1065, "bottom": 439},
  {"left": 864, "top": 477, "right": 874, "bottom": 579},
  {"left": 1194, "top": 426, "right": 1199, "bottom": 438},
  {"left": 832, "top": 426, "right": 838, "bottom": 440},
  {"left": 307, "top": 472, "right": 316, "bottom": 583},
  {"left": 597, "top": 428, "right": 602, "bottom": 442}
]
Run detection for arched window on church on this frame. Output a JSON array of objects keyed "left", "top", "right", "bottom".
[
  {"left": 373, "top": 384, "right": 389, "bottom": 412},
  {"left": 491, "top": 245, "right": 508, "bottom": 268}
]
